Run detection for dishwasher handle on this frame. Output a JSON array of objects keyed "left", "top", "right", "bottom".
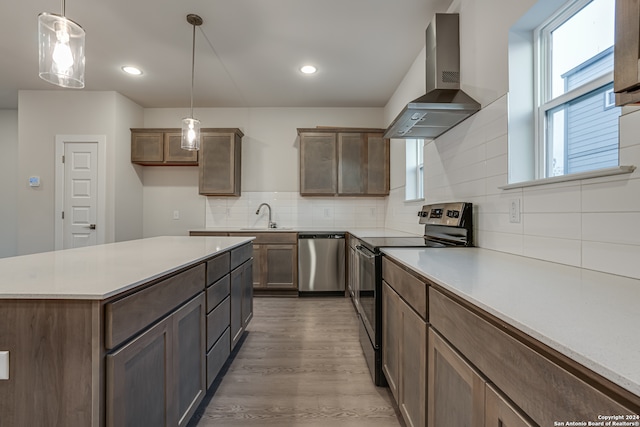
[{"left": 298, "top": 233, "right": 346, "bottom": 239}]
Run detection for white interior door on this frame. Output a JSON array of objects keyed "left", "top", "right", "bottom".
[
  {"left": 63, "top": 142, "right": 99, "bottom": 249},
  {"left": 55, "top": 135, "right": 106, "bottom": 250}
]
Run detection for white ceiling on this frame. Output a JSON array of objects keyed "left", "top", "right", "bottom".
[{"left": 0, "top": 0, "right": 451, "bottom": 110}]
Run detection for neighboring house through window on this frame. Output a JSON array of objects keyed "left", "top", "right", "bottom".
[{"left": 508, "top": 0, "right": 620, "bottom": 182}]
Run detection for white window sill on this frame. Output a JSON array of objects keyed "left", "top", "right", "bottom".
[
  {"left": 499, "top": 165, "right": 636, "bottom": 190},
  {"left": 404, "top": 198, "right": 425, "bottom": 204}
]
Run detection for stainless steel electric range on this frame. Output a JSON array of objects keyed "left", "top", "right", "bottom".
[{"left": 351, "top": 202, "right": 473, "bottom": 386}]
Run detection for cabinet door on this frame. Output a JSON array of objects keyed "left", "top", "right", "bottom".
[
  {"left": 173, "top": 294, "right": 206, "bottom": 427},
  {"left": 299, "top": 132, "right": 337, "bottom": 195},
  {"left": 485, "top": 384, "right": 535, "bottom": 427},
  {"left": 199, "top": 132, "right": 241, "bottom": 196},
  {"left": 265, "top": 244, "right": 297, "bottom": 289},
  {"left": 242, "top": 260, "right": 254, "bottom": 327},
  {"left": 252, "top": 244, "right": 265, "bottom": 288},
  {"left": 165, "top": 132, "right": 198, "bottom": 164},
  {"left": 338, "top": 133, "right": 366, "bottom": 194},
  {"left": 107, "top": 315, "right": 173, "bottom": 427},
  {"left": 230, "top": 265, "right": 244, "bottom": 350},
  {"left": 428, "top": 327, "right": 485, "bottom": 427},
  {"left": 399, "top": 298, "right": 427, "bottom": 427},
  {"left": 382, "top": 282, "right": 400, "bottom": 402},
  {"left": 366, "top": 133, "right": 390, "bottom": 195},
  {"left": 131, "top": 132, "right": 164, "bottom": 163}
]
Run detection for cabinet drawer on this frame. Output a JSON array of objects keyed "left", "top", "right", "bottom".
[
  {"left": 230, "top": 243, "right": 253, "bottom": 270},
  {"left": 207, "top": 252, "right": 230, "bottom": 285},
  {"left": 207, "top": 296, "right": 230, "bottom": 350},
  {"left": 429, "top": 287, "right": 635, "bottom": 426},
  {"left": 206, "top": 327, "right": 231, "bottom": 388},
  {"left": 206, "top": 275, "right": 230, "bottom": 313},
  {"left": 229, "top": 232, "right": 297, "bottom": 245},
  {"left": 382, "top": 257, "right": 427, "bottom": 320},
  {"left": 105, "top": 264, "right": 205, "bottom": 350}
]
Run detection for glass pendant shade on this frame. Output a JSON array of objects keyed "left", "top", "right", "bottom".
[
  {"left": 181, "top": 117, "right": 201, "bottom": 151},
  {"left": 38, "top": 12, "right": 85, "bottom": 89}
]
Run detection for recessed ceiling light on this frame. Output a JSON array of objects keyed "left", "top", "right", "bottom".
[
  {"left": 122, "top": 66, "right": 143, "bottom": 76},
  {"left": 300, "top": 65, "right": 317, "bottom": 74}
]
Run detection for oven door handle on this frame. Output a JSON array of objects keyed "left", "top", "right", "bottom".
[{"left": 355, "top": 245, "right": 376, "bottom": 259}]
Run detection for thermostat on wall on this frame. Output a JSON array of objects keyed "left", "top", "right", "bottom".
[{"left": 29, "top": 176, "right": 40, "bottom": 187}]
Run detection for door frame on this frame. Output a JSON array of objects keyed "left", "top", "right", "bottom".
[{"left": 55, "top": 135, "right": 107, "bottom": 250}]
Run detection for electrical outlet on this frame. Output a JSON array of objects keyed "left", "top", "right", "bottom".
[
  {"left": 509, "top": 199, "right": 521, "bottom": 223},
  {"left": 0, "top": 351, "right": 8, "bottom": 380},
  {"left": 370, "top": 207, "right": 376, "bottom": 217},
  {"left": 324, "top": 208, "right": 331, "bottom": 218},
  {"left": 173, "top": 210, "right": 180, "bottom": 220}
]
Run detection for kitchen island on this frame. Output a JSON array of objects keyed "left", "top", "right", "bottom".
[{"left": 0, "top": 236, "right": 254, "bottom": 427}]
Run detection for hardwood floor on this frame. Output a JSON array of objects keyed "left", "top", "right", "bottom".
[{"left": 189, "top": 297, "right": 404, "bottom": 427}]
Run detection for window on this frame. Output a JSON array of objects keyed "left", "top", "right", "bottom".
[
  {"left": 405, "top": 139, "right": 424, "bottom": 201},
  {"left": 535, "top": 0, "right": 620, "bottom": 178}
]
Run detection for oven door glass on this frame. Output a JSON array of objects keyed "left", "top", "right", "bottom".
[{"left": 356, "top": 244, "right": 377, "bottom": 346}]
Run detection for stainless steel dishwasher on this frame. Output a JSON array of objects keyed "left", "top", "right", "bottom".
[{"left": 298, "top": 233, "right": 346, "bottom": 295}]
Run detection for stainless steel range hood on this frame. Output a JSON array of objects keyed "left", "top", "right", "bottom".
[{"left": 384, "top": 13, "right": 480, "bottom": 139}]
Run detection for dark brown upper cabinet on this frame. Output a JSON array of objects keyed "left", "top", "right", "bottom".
[
  {"left": 298, "top": 127, "right": 390, "bottom": 197},
  {"left": 199, "top": 128, "right": 243, "bottom": 196},
  {"left": 131, "top": 129, "right": 198, "bottom": 165}
]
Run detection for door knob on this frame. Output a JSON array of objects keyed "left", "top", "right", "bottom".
[{"left": 86, "top": 224, "right": 96, "bottom": 230}]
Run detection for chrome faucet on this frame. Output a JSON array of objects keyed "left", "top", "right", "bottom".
[{"left": 256, "top": 203, "right": 277, "bottom": 228}]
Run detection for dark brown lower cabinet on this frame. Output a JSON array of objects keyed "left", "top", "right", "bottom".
[
  {"left": 428, "top": 327, "right": 485, "bottom": 427},
  {"left": 485, "top": 384, "right": 535, "bottom": 427},
  {"left": 225, "top": 232, "right": 297, "bottom": 295},
  {"left": 106, "top": 293, "right": 206, "bottom": 427},
  {"left": 231, "top": 258, "right": 253, "bottom": 350},
  {"left": 382, "top": 281, "right": 427, "bottom": 427},
  {"left": 174, "top": 294, "right": 207, "bottom": 427}
]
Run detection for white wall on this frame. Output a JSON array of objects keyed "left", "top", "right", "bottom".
[
  {"left": 383, "top": 0, "right": 640, "bottom": 280},
  {"left": 0, "top": 110, "right": 18, "bottom": 258},
  {"left": 141, "top": 107, "right": 386, "bottom": 236},
  {"left": 114, "top": 94, "right": 145, "bottom": 242},
  {"left": 17, "top": 91, "right": 143, "bottom": 255}
]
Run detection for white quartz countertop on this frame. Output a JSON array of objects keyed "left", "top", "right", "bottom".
[
  {"left": 381, "top": 247, "right": 640, "bottom": 397},
  {"left": 0, "top": 236, "right": 253, "bottom": 300},
  {"left": 192, "top": 227, "right": 420, "bottom": 238}
]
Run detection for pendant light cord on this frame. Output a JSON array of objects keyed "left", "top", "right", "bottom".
[
  {"left": 190, "top": 21, "right": 196, "bottom": 118},
  {"left": 61, "top": 0, "right": 65, "bottom": 16}
]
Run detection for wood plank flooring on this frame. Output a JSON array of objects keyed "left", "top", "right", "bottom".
[{"left": 189, "top": 297, "right": 404, "bottom": 427}]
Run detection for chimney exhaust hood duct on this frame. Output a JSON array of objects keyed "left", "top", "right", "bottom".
[{"left": 384, "top": 13, "right": 480, "bottom": 139}]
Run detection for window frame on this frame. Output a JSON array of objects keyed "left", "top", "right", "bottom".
[
  {"left": 533, "top": 0, "right": 617, "bottom": 179},
  {"left": 405, "top": 138, "right": 424, "bottom": 202}
]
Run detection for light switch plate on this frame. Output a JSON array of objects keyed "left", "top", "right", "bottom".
[{"left": 0, "top": 351, "right": 8, "bottom": 380}]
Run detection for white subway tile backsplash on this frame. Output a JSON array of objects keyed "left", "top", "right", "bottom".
[
  {"left": 582, "top": 213, "right": 640, "bottom": 245},
  {"left": 582, "top": 178, "right": 640, "bottom": 212},
  {"left": 485, "top": 174, "right": 508, "bottom": 195},
  {"left": 523, "top": 183, "right": 581, "bottom": 213},
  {"left": 582, "top": 241, "right": 640, "bottom": 279},
  {"left": 206, "top": 192, "right": 388, "bottom": 229},
  {"left": 478, "top": 212, "right": 523, "bottom": 234},
  {"left": 523, "top": 235, "right": 581, "bottom": 267},
  {"left": 524, "top": 213, "right": 582, "bottom": 240},
  {"left": 477, "top": 230, "right": 523, "bottom": 254},
  {"left": 485, "top": 153, "right": 508, "bottom": 178},
  {"left": 486, "top": 134, "right": 508, "bottom": 159}
]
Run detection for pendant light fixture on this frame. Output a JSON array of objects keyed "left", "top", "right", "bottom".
[
  {"left": 38, "top": 0, "right": 85, "bottom": 88},
  {"left": 182, "top": 14, "right": 203, "bottom": 151}
]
